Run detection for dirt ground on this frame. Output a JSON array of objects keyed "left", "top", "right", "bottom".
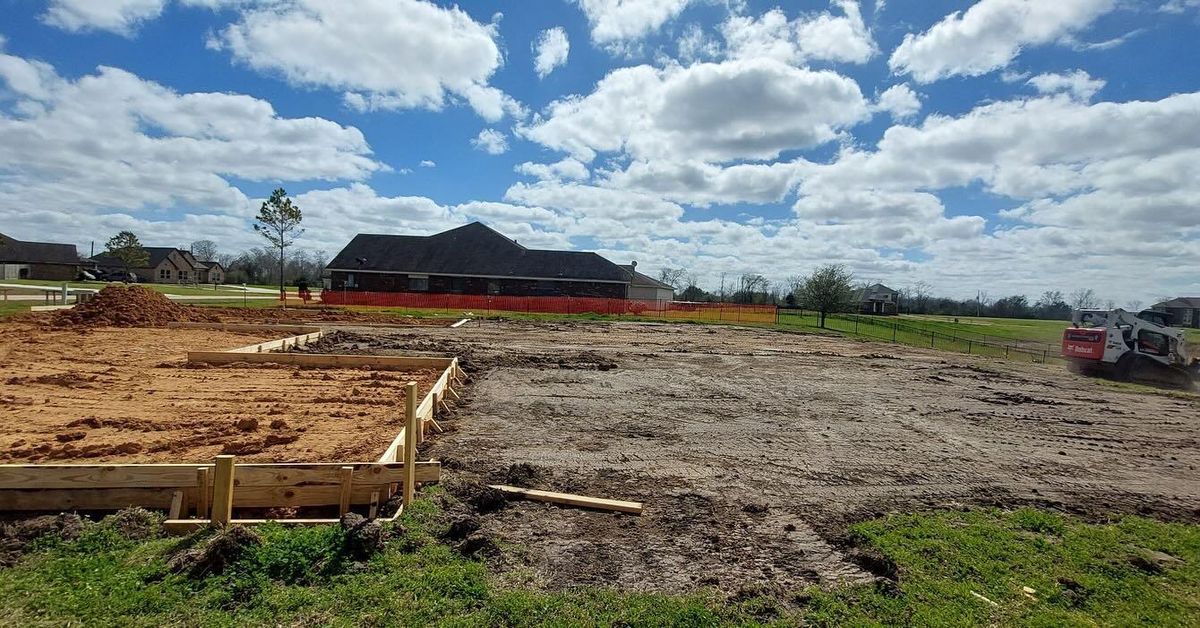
[
  {"left": 312, "top": 320, "right": 1200, "bottom": 594},
  {"left": 0, "top": 324, "right": 439, "bottom": 463}
]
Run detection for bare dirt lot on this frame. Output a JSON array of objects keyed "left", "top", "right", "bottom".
[
  {"left": 313, "top": 320, "right": 1200, "bottom": 594},
  {"left": 0, "top": 324, "right": 438, "bottom": 463}
]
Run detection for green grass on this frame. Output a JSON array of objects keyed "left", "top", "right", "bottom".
[
  {"left": 1, "top": 499, "right": 1196, "bottom": 626},
  {"left": 0, "top": 301, "right": 31, "bottom": 319},
  {"left": 803, "top": 508, "right": 1200, "bottom": 627}
]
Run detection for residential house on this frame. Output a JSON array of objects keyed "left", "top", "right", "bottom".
[
  {"left": 0, "top": 233, "right": 80, "bottom": 280},
  {"left": 198, "top": 261, "right": 225, "bottom": 284},
  {"left": 1152, "top": 297, "right": 1200, "bottom": 329},
  {"left": 858, "top": 283, "right": 899, "bottom": 315},
  {"left": 326, "top": 222, "right": 639, "bottom": 298},
  {"left": 91, "top": 247, "right": 201, "bottom": 284},
  {"left": 619, "top": 263, "right": 674, "bottom": 302}
]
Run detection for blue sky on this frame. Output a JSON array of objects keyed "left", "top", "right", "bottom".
[{"left": 1, "top": 0, "right": 1199, "bottom": 304}]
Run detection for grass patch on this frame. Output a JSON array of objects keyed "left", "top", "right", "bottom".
[
  {"left": 0, "top": 302, "right": 30, "bottom": 320},
  {"left": 0, "top": 499, "right": 1196, "bottom": 626}
]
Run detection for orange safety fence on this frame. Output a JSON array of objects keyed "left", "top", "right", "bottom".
[{"left": 319, "top": 291, "right": 778, "bottom": 324}]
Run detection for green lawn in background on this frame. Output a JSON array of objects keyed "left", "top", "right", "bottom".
[
  {"left": 0, "top": 279, "right": 250, "bottom": 297},
  {"left": 0, "top": 497, "right": 1195, "bottom": 627}
]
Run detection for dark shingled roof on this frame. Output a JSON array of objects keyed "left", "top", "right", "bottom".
[
  {"left": 0, "top": 233, "right": 79, "bottom": 265},
  {"left": 327, "top": 222, "right": 631, "bottom": 283},
  {"left": 91, "top": 247, "right": 184, "bottom": 269}
]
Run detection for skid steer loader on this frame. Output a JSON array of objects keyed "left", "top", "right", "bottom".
[{"left": 1062, "top": 308, "right": 1200, "bottom": 389}]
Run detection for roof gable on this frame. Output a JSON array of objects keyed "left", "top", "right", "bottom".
[
  {"left": 327, "top": 222, "right": 630, "bottom": 283},
  {"left": 0, "top": 233, "right": 79, "bottom": 265}
]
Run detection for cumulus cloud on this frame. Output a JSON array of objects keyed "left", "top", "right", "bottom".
[
  {"left": 42, "top": 0, "right": 244, "bottom": 35},
  {"left": 0, "top": 52, "right": 384, "bottom": 253},
  {"left": 873, "top": 83, "right": 921, "bottom": 119},
  {"left": 0, "top": 52, "right": 381, "bottom": 223},
  {"left": 514, "top": 158, "right": 591, "bottom": 181},
  {"left": 889, "top": 0, "right": 1117, "bottom": 83},
  {"left": 519, "top": 58, "right": 870, "bottom": 163},
  {"left": 1026, "top": 70, "right": 1105, "bottom": 101},
  {"left": 677, "top": 23, "right": 722, "bottom": 64},
  {"left": 420, "top": 160, "right": 437, "bottom": 168},
  {"left": 533, "top": 27, "right": 570, "bottom": 78},
  {"left": 212, "top": 0, "right": 522, "bottom": 121},
  {"left": 574, "top": 0, "right": 696, "bottom": 45},
  {"left": 722, "top": 1, "right": 877, "bottom": 66},
  {"left": 471, "top": 128, "right": 509, "bottom": 155}
]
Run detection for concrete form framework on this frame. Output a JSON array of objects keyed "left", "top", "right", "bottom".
[{"left": 0, "top": 323, "right": 465, "bottom": 533}]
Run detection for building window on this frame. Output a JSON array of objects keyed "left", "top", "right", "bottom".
[
  {"left": 448, "top": 276, "right": 465, "bottom": 293},
  {"left": 487, "top": 281, "right": 500, "bottom": 295},
  {"left": 409, "top": 275, "right": 429, "bottom": 291},
  {"left": 344, "top": 273, "right": 357, "bottom": 288},
  {"left": 159, "top": 268, "right": 171, "bottom": 280}
]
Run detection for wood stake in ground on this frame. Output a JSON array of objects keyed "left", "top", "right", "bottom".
[{"left": 489, "top": 485, "right": 643, "bottom": 515}]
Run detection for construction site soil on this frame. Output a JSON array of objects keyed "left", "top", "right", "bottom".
[
  {"left": 0, "top": 324, "right": 439, "bottom": 463},
  {"left": 315, "top": 320, "right": 1200, "bottom": 594}
]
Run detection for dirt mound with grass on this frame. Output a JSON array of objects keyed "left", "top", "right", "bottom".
[{"left": 49, "top": 285, "right": 217, "bottom": 327}]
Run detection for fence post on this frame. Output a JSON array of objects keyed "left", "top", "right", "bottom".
[
  {"left": 1041, "top": 350, "right": 1047, "bottom": 364},
  {"left": 930, "top": 333, "right": 935, "bottom": 349},
  {"left": 211, "top": 455, "right": 235, "bottom": 526},
  {"left": 892, "top": 323, "right": 897, "bottom": 342},
  {"left": 967, "top": 340, "right": 972, "bottom": 354},
  {"left": 403, "top": 381, "right": 418, "bottom": 507},
  {"left": 854, "top": 317, "right": 859, "bottom": 334},
  {"left": 1005, "top": 346, "right": 1010, "bottom": 359}
]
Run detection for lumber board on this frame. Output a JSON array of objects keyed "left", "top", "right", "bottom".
[
  {"left": 0, "top": 465, "right": 208, "bottom": 489},
  {"left": 196, "top": 468, "right": 209, "bottom": 518},
  {"left": 489, "top": 485, "right": 643, "bottom": 515},
  {"left": 186, "top": 351, "right": 454, "bottom": 370},
  {"left": 338, "top": 466, "right": 353, "bottom": 515},
  {"left": 0, "top": 488, "right": 178, "bottom": 511},
  {"left": 167, "top": 322, "right": 320, "bottom": 334},
  {"left": 378, "top": 428, "right": 406, "bottom": 464},
  {"left": 162, "top": 505, "right": 403, "bottom": 534},
  {"left": 403, "top": 382, "right": 417, "bottom": 506},
  {"left": 0, "top": 462, "right": 439, "bottom": 490},
  {"left": 212, "top": 456, "right": 235, "bottom": 525},
  {"left": 169, "top": 490, "right": 184, "bottom": 519},
  {"left": 227, "top": 331, "right": 322, "bottom": 353}
]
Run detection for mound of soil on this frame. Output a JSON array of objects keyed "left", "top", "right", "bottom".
[{"left": 50, "top": 285, "right": 217, "bottom": 328}]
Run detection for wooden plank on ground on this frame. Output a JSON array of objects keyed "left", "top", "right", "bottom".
[
  {"left": 227, "top": 331, "right": 323, "bottom": 354},
  {"left": 338, "top": 466, "right": 353, "bottom": 515},
  {"left": 489, "top": 485, "right": 643, "bottom": 515},
  {"left": 167, "top": 322, "right": 320, "bottom": 334},
  {"left": 163, "top": 506, "right": 404, "bottom": 533},
  {"left": 186, "top": 352, "right": 454, "bottom": 370}
]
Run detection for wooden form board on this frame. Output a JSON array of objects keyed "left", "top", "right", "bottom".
[
  {"left": 0, "top": 461, "right": 440, "bottom": 512},
  {"left": 490, "top": 485, "right": 643, "bottom": 515},
  {"left": 225, "top": 331, "right": 323, "bottom": 353},
  {"left": 377, "top": 358, "right": 459, "bottom": 463},
  {"left": 186, "top": 351, "right": 453, "bottom": 370},
  {"left": 167, "top": 322, "right": 321, "bottom": 335}
]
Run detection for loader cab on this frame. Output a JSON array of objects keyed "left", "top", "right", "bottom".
[{"left": 1136, "top": 309, "right": 1172, "bottom": 327}]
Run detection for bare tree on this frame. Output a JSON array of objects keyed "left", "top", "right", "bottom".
[
  {"left": 797, "top": 264, "right": 855, "bottom": 328},
  {"left": 656, "top": 268, "right": 688, "bottom": 291},
  {"left": 912, "top": 280, "right": 932, "bottom": 314},
  {"left": 737, "top": 273, "right": 767, "bottom": 303},
  {"left": 190, "top": 239, "right": 218, "bottom": 262},
  {"left": 1125, "top": 300, "right": 1143, "bottom": 312},
  {"left": 1069, "top": 288, "right": 1099, "bottom": 310}
]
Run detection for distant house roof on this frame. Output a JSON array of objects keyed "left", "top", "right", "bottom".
[
  {"left": 200, "top": 260, "right": 224, "bottom": 271},
  {"left": 618, "top": 265, "right": 674, "bottom": 291},
  {"left": 0, "top": 233, "right": 79, "bottom": 265},
  {"left": 327, "top": 222, "right": 631, "bottom": 283},
  {"left": 1154, "top": 297, "right": 1200, "bottom": 309},
  {"left": 858, "top": 283, "right": 898, "bottom": 301},
  {"left": 92, "top": 247, "right": 196, "bottom": 270}
]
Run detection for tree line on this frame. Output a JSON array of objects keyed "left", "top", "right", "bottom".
[{"left": 657, "top": 265, "right": 1143, "bottom": 324}]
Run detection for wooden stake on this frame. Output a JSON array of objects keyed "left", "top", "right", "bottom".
[
  {"left": 368, "top": 491, "right": 380, "bottom": 519},
  {"left": 211, "top": 455, "right": 236, "bottom": 526},
  {"left": 169, "top": 490, "right": 184, "bottom": 520},
  {"left": 403, "top": 382, "right": 417, "bottom": 507},
  {"left": 338, "top": 466, "right": 354, "bottom": 516},
  {"left": 196, "top": 467, "right": 209, "bottom": 518}
]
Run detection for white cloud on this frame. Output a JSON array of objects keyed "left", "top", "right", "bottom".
[
  {"left": 721, "top": 1, "right": 877, "bottom": 66},
  {"left": 533, "top": 27, "right": 570, "bottom": 78},
  {"left": 1160, "top": 0, "right": 1200, "bottom": 13},
  {"left": 213, "top": 0, "right": 522, "bottom": 121},
  {"left": 514, "top": 158, "right": 591, "bottom": 181},
  {"left": 873, "top": 83, "right": 921, "bottom": 119},
  {"left": 574, "top": 0, "right": 696, "bottom": 45},
  {"left": 471, "top": 128, "right": 509, "bottom": 155},
  {"left": 1027, "top": 70, "right": 1105, "bottom": 101},
  {"left": 420, "top": 160, "right": 437, "bottom": 168},
  {"left": 0, "top": 52, "right": 381, "bottom": 218},
  {"left": 519, "top": 58, "right": 869, "bottom": 163},
  {"left": 599, "top": 159, "right": 803, "bottom": 206},
  {"left": 42, "top": 0, "right": 168, "bottom": 35},
  {"left": 677, "top": 23, "right": 722, "bottom": 64},
  {"left": 889, "top": 0, "right": 1117, "bottom": 83},
  {"left": 0, "top": 53, "right": 385, "bottom": 253}
]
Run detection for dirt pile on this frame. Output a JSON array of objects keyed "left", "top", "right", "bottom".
[{"left": 50, "top": 285, "right": 217, "bottom": 327}]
